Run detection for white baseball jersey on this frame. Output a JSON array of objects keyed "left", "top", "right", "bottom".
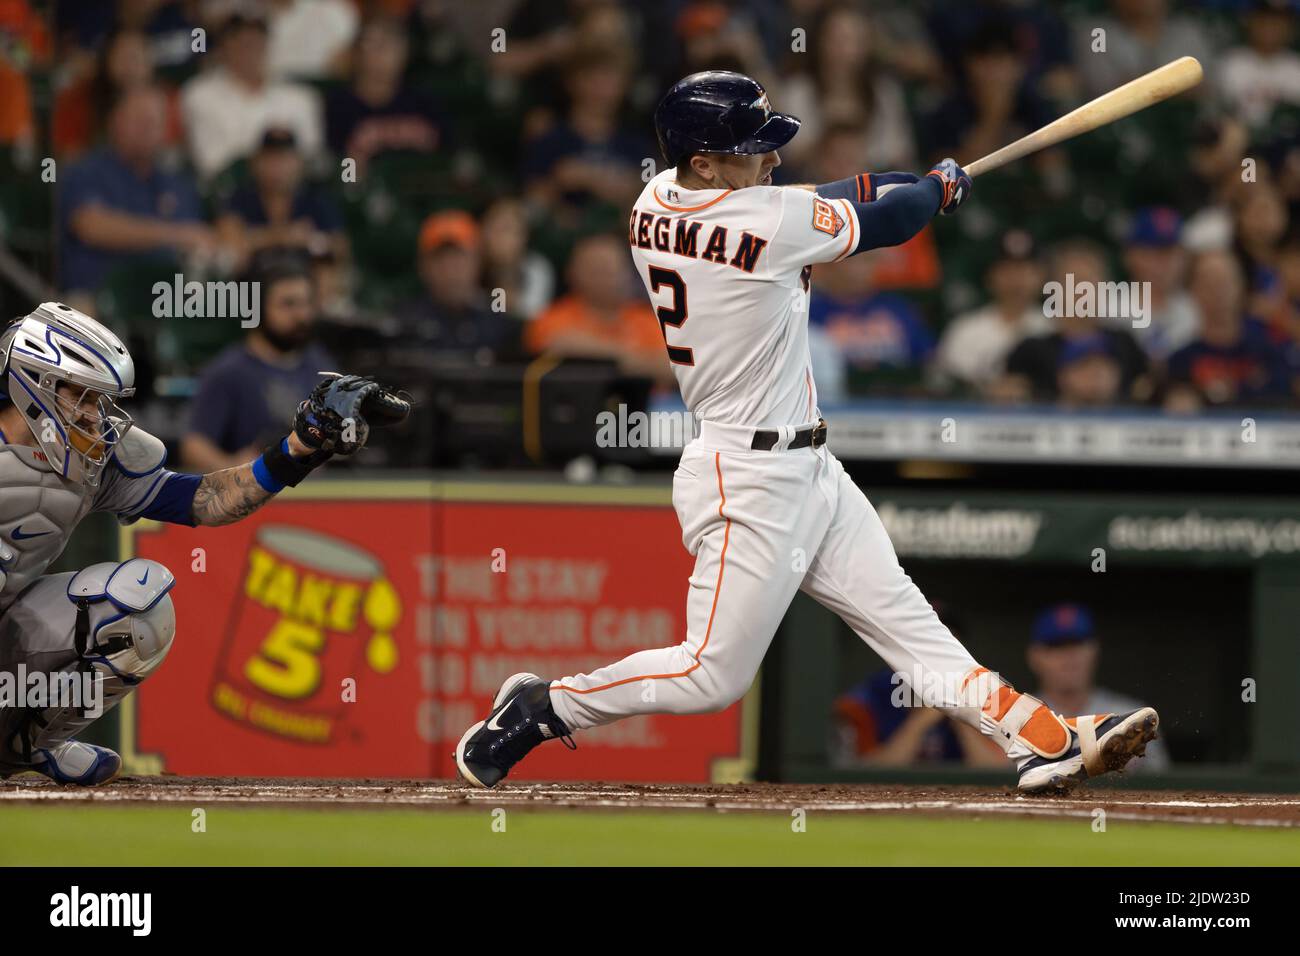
[{"left": 627, "top": 170, "right": 862, "bottom": 428}]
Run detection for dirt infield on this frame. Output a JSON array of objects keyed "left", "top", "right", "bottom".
[{"left": 4, "top": 776, "right": 1300, "bottom": 827}]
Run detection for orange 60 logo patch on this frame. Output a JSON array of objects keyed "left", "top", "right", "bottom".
[{"left": 812, "top": 198, "right": 844, "bottom": 237}]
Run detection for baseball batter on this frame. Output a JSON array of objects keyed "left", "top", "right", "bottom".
[
  {"left": 456, "top": 71, "right": 1159, "bottom": 793},
  {"left": 0, "top": 302, "right": 407, "bottom": 784}
]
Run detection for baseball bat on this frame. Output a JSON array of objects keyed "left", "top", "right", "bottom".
[{"left": 963, "top": 56, "right": 1203, "bottom": 178}]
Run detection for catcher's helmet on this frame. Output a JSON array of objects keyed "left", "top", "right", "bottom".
[
  {"left": 654, "top": 71, "right": 800, "bottom": 169},
  {"left": 0, "top": 302, "right": 135, "bottom": 487}
]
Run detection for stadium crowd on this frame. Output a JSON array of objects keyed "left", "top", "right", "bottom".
[{"left": 2, "top": 0, "right": 1300, "bottom": 466}]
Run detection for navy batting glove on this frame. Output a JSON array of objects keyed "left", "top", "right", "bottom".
[{"left": 927, "top": 158, "right": 973, "bottom": 215}]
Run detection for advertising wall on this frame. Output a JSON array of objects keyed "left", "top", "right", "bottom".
[{"left": 120, "top": 481, "right": 753, "bottom": 782}]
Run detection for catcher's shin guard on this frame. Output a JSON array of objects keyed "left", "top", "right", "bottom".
[{"left": 4, "top": 560, "right": 176, "bottom": 776}]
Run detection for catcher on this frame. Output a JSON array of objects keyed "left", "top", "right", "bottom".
[{"left": 0, "top": 302, "right": 409, "bottom": 784}]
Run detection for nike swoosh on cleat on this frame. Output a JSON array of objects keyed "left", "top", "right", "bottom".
[{"left": 12, "top": 526, "right": 52, "bottom": 540}]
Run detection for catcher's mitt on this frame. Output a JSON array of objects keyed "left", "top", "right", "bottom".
[{"left": 294, "top": 372, "right": 412, "bottom": 457}]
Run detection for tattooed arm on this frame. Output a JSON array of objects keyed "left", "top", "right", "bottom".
[{"left": 190, "top": 432, "right": 316, "bottom": 527}]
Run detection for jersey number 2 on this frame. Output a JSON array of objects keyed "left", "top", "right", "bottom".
[{"left": 648, "top": 266, "right": 693, "bottom": 366}]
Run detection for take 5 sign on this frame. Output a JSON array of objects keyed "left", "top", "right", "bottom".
[{"left": 120, "top": 481, "right": 752, "bottom": 783}]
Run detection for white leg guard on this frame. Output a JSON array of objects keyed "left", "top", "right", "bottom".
[
  {"left": 959, "top": 667, "right": 1071, "bottom": 762},
  {"left": 7, "top": 559, "right": 176, "bottom": 764}
]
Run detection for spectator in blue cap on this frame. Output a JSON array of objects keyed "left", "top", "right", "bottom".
[
  {"left": 1055, "top": 333, "right": 1123, "bottom": 408},
  {"left": 1120, "top": 207, "right": 1199, "bottom": 362},
  {"left": 1027, "top": 603, "right": 1169, "bottom": 773}
]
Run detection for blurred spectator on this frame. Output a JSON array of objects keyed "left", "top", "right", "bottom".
[
  {"left": 1026, "top": 603, "right": 1169, "bottom": 773},
  {"left": 808, "top": 252, "right": 934, "bottom": 391},
  {"left": 325, "top": 15, "right": 442, "bottom": 174},
  {"left": 1165, "top": 250, "right": 1290, "bottom": 411},
  {"left": 920, "top": 20, "right": 1056, "bottom": 171},
  {"left": 780, "top": 3, "right": 916, "bottom": 172},
  {"left": 999, "top": 241, "right": 1150, "bottom": 404},
  {"left": 1234, "top": 180, "right": 1290, "bottom": 315},
  {"left": 52, "top": 27, "right": 183, "bottom": 160},
  {"left": 397, "top": 210, "right": 518, "bottom": 362},
  {"left": 0, "top": 0, "right": 47, "bottom": 152},
  {"left": 803, "top": 121, "right": 870, "bottom": 185},
  {"left": 933, "top": 230, "right": 1050, "bottom": 393},
  {"left": 1183, "top": 116, "right": 1252, "bottom": 252},
  {"left": 525, "top": 233, "right": 672, "bottom": 386},
  {"left": 266, "top": 0, "right": 358, "bottom": 80},
  {"left": 1218, "top": 0, "right": 1300, "bottom": 133},
  {"left": 180, "top": 10, "right": 323, "bottom": 181},
  {"left": 675, "top": 2, "right": 774, "bottom": 85},
  {"left": 489, "top": 0, "right": 592, "bottom": 84},
  {"left": 58, "top": 85, "right": 211, "bottom": 295},
  {"left": 523, "top": 49, "right": 648, "bottom": 223},
  {"left": 1071, "top": 0, "right": 1213, "bottom": 101},
  {"left": 55, "top": 0, "right": 194, "bottom": 71},
  {"left": 479, "top": 198, "right": 555, "bottom": 320},
  {"left": 180, "top": 253, "right": 334, "bottom": 472},
  {"left": 832, "top": 607, "right": 1005, "bottom": 768},
  {"left": 216, "top": 127, "right": 346, "bottom": 272},
  {"left": 1054, "top": 334, "right": 1126, "bottom": 409},
  {"left": 928, "top": 0, "right": 1076, "bottom": 95},
  {"left": 1117, "top": 208, "right": 1198, "bottom": 361},
  {"left": 487, "top": 0, "right": 640, "bottom": 123},
  {"left": 833, "top": 668, "right": 1006, "bottom": 767},
  {"left": 1273, "top": 232, "right": 1300, "bottom": 396}
]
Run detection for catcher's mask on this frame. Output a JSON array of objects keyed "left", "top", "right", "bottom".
[{"left": 0, "top": 302, "right": 136, "bottom": 488}]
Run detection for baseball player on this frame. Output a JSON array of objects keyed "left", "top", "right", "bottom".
[
  {"left": 0, "top": 302, "right": 407, "bottom": 784},
  {"left": 456, "top": 72, "right": 1159, "bottom": 793}
]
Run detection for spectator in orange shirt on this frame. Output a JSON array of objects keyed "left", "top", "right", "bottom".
[{"left": 526, "top": 233, "right": 673, "bottom": 387}]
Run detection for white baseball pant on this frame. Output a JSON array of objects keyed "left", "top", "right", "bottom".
[{"left": 548, "top": 420, "right": 990, "bottom": 734}]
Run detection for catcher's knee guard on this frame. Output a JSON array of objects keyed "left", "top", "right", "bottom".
[
  {"left": 960, "top": 667, "right": 1071, "bottom": 760},
  {"left": 9, "top": 559, "right": 176, "bottom": 764},
  {"left": 67, "top": 558, "right": 177, "bottom": 682}
]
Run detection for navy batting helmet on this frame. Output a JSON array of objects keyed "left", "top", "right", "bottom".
[{"left": 654, "top": 71, "right": 801, "bottom": 169}]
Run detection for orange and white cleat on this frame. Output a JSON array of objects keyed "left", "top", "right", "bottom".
[{"left": 1016, "top": 708, "right": 1160, "bottom": 794}]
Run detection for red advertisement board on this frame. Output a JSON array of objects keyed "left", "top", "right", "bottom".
[{"left": 123, "top": 482, "right": 751, "bottom": 782}]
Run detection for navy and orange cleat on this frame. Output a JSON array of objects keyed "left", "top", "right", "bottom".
[
  {"left": 455, "top": 673, "right": 576, "bottom": 789},
  {"left": 1017, "top": 708, "right": 1159, "bottom": 794}
]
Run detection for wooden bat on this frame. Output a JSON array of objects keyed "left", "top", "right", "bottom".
[{"left": 963, "top": 56, "right": 1203, "bottom": 178}]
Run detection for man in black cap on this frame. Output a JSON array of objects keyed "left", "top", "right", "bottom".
[{"left": 216, "top": 126, "right": 346, "bottom": 271}]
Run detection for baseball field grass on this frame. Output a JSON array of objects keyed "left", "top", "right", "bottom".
[{"left": 4, "top": 804, "right": 1300, "bottom": 866}]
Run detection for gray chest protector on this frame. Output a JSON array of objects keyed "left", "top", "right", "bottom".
[
  {"left": 0, "top": 426, "right": 170, "bottom": 612},
  {"left": 0, "top": 444, "right": 95, "bottom": 609}
]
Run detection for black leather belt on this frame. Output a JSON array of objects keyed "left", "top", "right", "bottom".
[{"left": 750, "top": 419, "right": 828, "bottom": 451}]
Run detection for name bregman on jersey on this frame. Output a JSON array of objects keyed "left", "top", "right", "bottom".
[{"left": 628, "top": 209, "right": 768, "bottom": 274}]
